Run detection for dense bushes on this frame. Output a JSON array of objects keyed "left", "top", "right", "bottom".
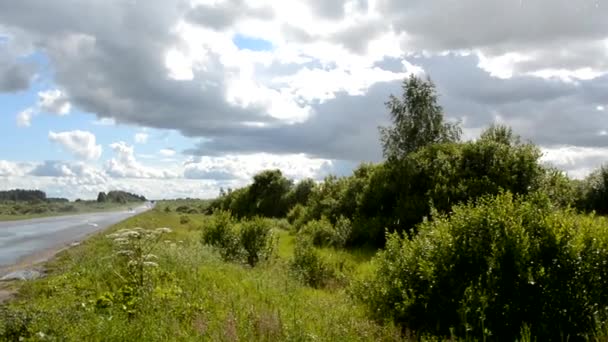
[
  {"left": 201, "top": 211, "right": 241, "bottom": 262},
  {"left": 354, "top": 192, "right": 608, "bottom": 340},
  {"left": 299, "top": 217, "right": 352, "bottom": 248},
  {"left": 201, "top": 211, "right": 276, "bottom": 266},
  {"left": 290, "top": 238, "right": 339, "bottom": 288},
  {"left": 577, "top": 165, "right": 608, "bottom": 215},
  {"left": 239, "top": 218, "right": 276, "bottom": 266},
  {"left": 208, "top": 170, "right": 309, "bottom": 219}
]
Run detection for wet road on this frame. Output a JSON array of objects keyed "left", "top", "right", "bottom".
[{"left": 0, "top": 204, "right": 152, "bottom": 268}]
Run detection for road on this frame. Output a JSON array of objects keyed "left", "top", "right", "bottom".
[{"left": 0, "top": 203, "right": 152, "bottom": 274}]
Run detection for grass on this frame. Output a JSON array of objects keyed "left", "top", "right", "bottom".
[
  {"left": 0, "top": 204, "right": 400, "bottom": 341},
  {"left": 0, "top": 201, "right": 135, "bottom": 221}
]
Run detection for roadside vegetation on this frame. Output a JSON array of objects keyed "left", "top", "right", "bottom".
[
  {"left": 0, "top": 190, "right": 146, "bottom": 221},
  {"left": 4, "top": 74, "right": 608, "bottom": 340}
]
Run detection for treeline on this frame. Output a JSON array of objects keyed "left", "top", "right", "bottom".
[
  {"left": 206, "top": 74, "right": 608, "bottom": 339},
  {"left": 0, "top": 189, "right": 48, "bottom": 202},
  {"left": 97, "top": 191, "right": 146, "bottom": 204}
]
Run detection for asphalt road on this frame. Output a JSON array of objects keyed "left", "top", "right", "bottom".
[{"left": 0, "top": 203, "right": 152, "bottom": 269}]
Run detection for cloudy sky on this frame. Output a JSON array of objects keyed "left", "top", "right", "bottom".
[{"left": 1, "top": 0, "right": 607, "bottom": 199}]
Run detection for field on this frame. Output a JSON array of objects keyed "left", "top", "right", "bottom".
[
  {"left": 0, "top": 201, "right": 400, "bottom": 341},
  {"left": 0, "top": 201, "right": 133, "bottom": 221}
]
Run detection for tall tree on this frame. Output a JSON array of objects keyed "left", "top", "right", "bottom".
[
  {"left": 97, "top": 191, "right": 107, "bottom": 203},
  {"left": 479, "top": 124, "right": 520, "bottom": 146},
  {"left": 379, "top": 74, "right": 461, "bottom": 161}
]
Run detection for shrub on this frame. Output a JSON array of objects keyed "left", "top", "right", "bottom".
[
  {"left": 201, "top": 211, "right": 241, "bottom": 262},
  {"left": 239, "top": 217, "right": 276, "bottom": 267},
  {"left": 286, "top": 203, "right": 308, "bottom": 231},
  {"left": 333, "top": 216, "right": 352, "bottom": 248},
  {"left": 179, "top": 215, "right": 190, "bottom": 225},
  {"left": 290, "top": 238, "right": 335, "bottom": 288},
  {"left": 268, "top": 218, "right": 292, "bottom": 231},
  {"left": 175, "top": 205, "right": 191, "bottom": 214},
  {"left": 354, "top": 192, "right": 608, "bottom": 340},
  {"left": 0, "top": 306, "right": 37, "bottom": 341},
  {"left": 300, "top": 218, "right": 336, "bottom": 247},
  {"left": 577, "top": 165, "right": 608, "bottom": 214}
]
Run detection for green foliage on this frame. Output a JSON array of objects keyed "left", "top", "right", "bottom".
[
  {"left": 300, "top": 218, "right": 336, "bottom": 247},
  {"left": 479, "top": 123, "right": 520, "bottom": 146},
  {"left": 299, "top": 216, "right": 352, "bottom": 249},
  {"left": 577, "top": 165, "right": 608, "bottom": 215},
  {"left": 290, "top": 238, "right": 336, "bottom": 289},
  {"left": 1, "top": 210, "right": 398, "bottom": 341},
  {"left": 533, "top": 166, "right": 580, "bottom": 208},
  {"left": 0, "top": 306, "right": 39, "bottom": 340},
  {"left": 249, "top": 169, "right": 293, "bottom": 218},
  {"left": 239, "top": 217, "right": 276, "bottom": 267},
  {"left": 179, "top": 215, "right": 190, "bottom": 224},
  {"left": 286, "top": 178, "right": 316, "bottom": 207},
  {"left": 201, "top": 213, "right": 276, "bottom": 266},
  {"left": 97, "top": 191, "right": 107, "bottom": 203},
  {"left": 106, "top": 190, "right": 146, "bottom": 203},
  {"left": 379, "top": 74, "right": 461, "bottom": 161},
  {"left": 355, "top": 192, "right": 608, "bottom": 340},
  {"left": 208, "top": 170, "right": 294, "bottom": 219},
  {"left": 0, "top": 189, "right": 46, "bottom": 202},
  {"left": 106, "top": 227, "right": 172, "bottom": 291},
  {"left": 201, "top": 211, "right": 241, "bottom": 262},
  {"left": 286, "top": 204, "right": 308, "bottom": 232}
]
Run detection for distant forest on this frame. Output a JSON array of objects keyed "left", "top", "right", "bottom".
[{"left": 0, "top": 189, "right": 146, "bottom": 203}]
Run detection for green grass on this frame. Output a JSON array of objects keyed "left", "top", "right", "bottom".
[
  {"left": 0, "top": 206, "right": 400, "bottom": 341},
  {"left": 0, "top": 201, "right": 135, "bottom": 221}
]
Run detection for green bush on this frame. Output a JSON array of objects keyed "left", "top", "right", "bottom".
[
  {"left": 290, "top": 238, "right": 335, "bottom": 288},
  {"left": 300, "top": 218, "right": 336, "bottom": 247},
  {"left": 201, "top": 211, "right": 241, "bottom": 262},
  {"left": 179, "top": 215, "right": 191, "bottom": 225},
  {"left": 286, "top": 203, "right": 308, "bottom": 231},
  {"left": 239, "top": 217, "right": 276, "bottom": 267},
  {"left": 354, "top": 192, "right": 608, "bottom": 340},
  {"left": 333, "top": 216, "right": 352, "bottom": 248},
  {"left": 0, "top": 306, "right": 38, "bottom": 341},
  {"left": 577, "top": 165, "right": 608, "bottom": 214}
]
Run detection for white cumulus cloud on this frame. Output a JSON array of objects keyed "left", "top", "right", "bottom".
[
  {"left": 134, "top": 132, "right": 149, "bottom": 144},
  {"left": 106, "top": 142, "right": 178, "bottom": 179},
  {"left": 16, "top": 108, "right": 34, "bottom": 127},
  {"left": 38, "top": 89, "right": 71, "bottom": 115},
  {"left": 48, "top": 130, "right": 103, "bottom": 160}
]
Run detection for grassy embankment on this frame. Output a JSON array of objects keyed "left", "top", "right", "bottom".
[
  {"left": 0, "top": 200, "right": 400, "bottom": 341},
  {"left": 0, "top": 201, "right": 135, "bottom": 221}
]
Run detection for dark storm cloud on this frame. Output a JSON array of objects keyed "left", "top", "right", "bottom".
[
  {"left": 0, "top": 52, "right": 35, "bottom": 92},
  {"left": 3, "top": 0, "right": 608, "bottom": 169},
  {"left": 185, "top": 0, "right": 274, "bottom": 30},
  {"left": 186, "top": 80, "right": 400, "bottom": 161},
  {"left": 409, "top": 54, "right": 608, "bottom": 149},
  {"left": 379, "top": 0, "right": 608, "bottom": 52}
]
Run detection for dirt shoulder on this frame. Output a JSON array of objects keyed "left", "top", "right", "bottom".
[{"left": 0, "top": 243, "right": 73, "bottom": 303}]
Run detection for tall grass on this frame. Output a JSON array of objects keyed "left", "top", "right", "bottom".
[{"left": 0, "top": 205, "right": 400, "bottom": 341}]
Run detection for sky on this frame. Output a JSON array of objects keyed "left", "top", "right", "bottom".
[{"left": 1, "top": 0, "right": 608, "bottom": 200}]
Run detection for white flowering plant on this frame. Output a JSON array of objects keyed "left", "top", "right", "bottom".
[{"left": 106, "top": 227, "right": 173, "bottom": 290}]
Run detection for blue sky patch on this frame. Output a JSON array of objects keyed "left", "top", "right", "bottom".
[{"left": 233, "top": 34, "right": 273, "bottom": 51}]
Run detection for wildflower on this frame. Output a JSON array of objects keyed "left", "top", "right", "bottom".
[
  {"left": 113, "top": 237, "right": 129, "bottom": 245},
  {"left": 116, "top": 250, "right": 134, "bottom": 257},
  {"left": 155, "top": 227, "right": 173, "bottom": 234},
  {"left": 143, "top": 261, "right": 159, "bottom": 267},
  {"left": 144, "top": 254, "right": 158, "bottom": 260}
]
